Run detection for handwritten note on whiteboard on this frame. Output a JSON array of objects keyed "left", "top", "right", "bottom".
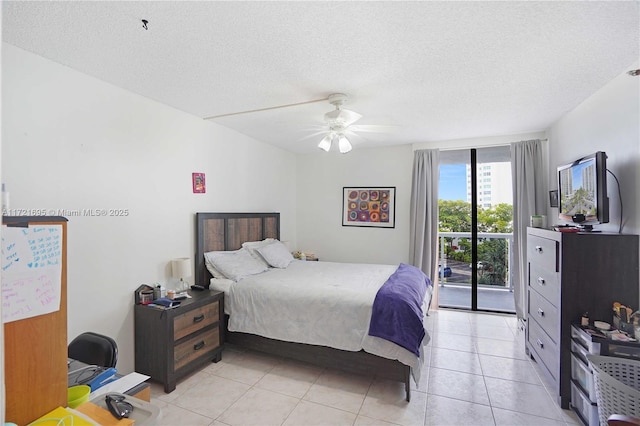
[{"left": 1, "top": 224, "right": 63, "bottom": 323}]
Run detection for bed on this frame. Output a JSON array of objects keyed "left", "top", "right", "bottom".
[{"left": 195, "top": 212, "right": 432, "bottom": 401}]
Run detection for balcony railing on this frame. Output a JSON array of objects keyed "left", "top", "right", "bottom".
[{"left": 438, "top": 231, "right": 514, "bottom": 291}]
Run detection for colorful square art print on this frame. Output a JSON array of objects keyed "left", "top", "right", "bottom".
[{"left": 342, "top": 187, "right": 395, "bottom": 228}]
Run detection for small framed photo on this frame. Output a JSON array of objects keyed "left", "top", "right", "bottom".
[
  {"left": 192, "top": 173, "right": 206, "bottom": 193},
  {"left": 549, "top": 190, "right": 559, "bottom": 208},
  {"left": 342, "top": 187, "right": 395, "bottom": 228}
]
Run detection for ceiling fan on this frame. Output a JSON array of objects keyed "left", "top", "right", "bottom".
[
  {"left": 204, "top": 92, "right": 373, "bottom": 153},
  {"left": 317, "top": 93, "right": 360, "bottom": 154}
]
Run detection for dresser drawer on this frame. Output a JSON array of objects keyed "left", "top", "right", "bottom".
[
  {"left": 571, "top": 353, "right": 596, "bottom": 402},
  {"left": 529, "top": 261, "right": 560, "bottom": 306},
  {"left": 528, "top": 288, "right": 559, "bottom": 343},
  {"left": 174, "top": 300, "right": 220, "bottom": 341},
  {"left": 571, "top": 325, "right": 602, "bottom": 356},
  {"left": 174, "top": 326, "right": 220, "bottom": 371},
  {"left": 527, "top": 234, "right": 558, "bottom": 272},
  {"left": 528, "top": 318, "right": 559, "bottom": 381},
  {"left": 571, "top": 380, "right": 599, "bottom": 426}
]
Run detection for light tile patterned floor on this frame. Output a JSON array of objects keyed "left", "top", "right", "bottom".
[{"left": 148, "top": 309, "right": 581, "bottom": 425}]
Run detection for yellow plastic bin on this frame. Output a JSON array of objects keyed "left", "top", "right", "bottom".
[{"left": 67, "top": 385, "right": 91, "bottom": 408}]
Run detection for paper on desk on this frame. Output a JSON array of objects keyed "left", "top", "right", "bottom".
[{"left": 90, "top": 372, "right": 150, "bottom": 398}]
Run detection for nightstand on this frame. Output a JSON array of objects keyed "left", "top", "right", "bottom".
[{"left": 134, "top": 291, "right": 224, "bottom": 392}]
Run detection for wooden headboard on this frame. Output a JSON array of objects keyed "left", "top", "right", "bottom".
[{"left": 195, "top": 212, "right": 280, "bottom": 287}]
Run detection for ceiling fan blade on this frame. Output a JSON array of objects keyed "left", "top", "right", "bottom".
[
  {"left": 296, "top": 130, "right": 329, "bottom": 142},
  {"left": 349, "top": 124, "right": 397, "bottom": 133},
  {"left": 340, "top": 109, "right": 362, "bottom": 127}
]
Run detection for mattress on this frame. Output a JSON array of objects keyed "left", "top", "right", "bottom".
[{"left": 209, "top": 260, "right": 432, "bottom": 377}]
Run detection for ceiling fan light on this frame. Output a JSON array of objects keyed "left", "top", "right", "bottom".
[
  {"left": 338, "top": 135, "right": 352, "bottom": 154},
  {"left": 318, "top": 133, "right": 333, "bottom": 152}
]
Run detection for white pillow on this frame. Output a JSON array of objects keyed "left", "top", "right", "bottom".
[
  {"left": 241, "top": 238, "right": 275, "bottom": 268},
  {"left": 207, "top": 248, "right": 269, "bottom": 281},
  {"left": 257, "top": 240, "right": 294, "bottom": 268},
  {"left": 204, "top": 251, "right": 232, "bottom": 279}
]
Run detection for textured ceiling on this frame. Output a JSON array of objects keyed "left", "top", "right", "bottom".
[{"left": 3, "top": 1, "right": 639, "bottom": 154}]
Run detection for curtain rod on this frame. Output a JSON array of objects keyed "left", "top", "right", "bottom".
[{"left": 437, "top": 138, "right": 548, "bottom": 152}]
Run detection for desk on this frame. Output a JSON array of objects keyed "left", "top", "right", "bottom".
[
  {"left": 68, "top": 359, "right": 151, "bottom": 402},
  {"left": 82, "top": 393, "right": 160, "bottom": 425},
  {"left": 31, "top": 393, "right": 159, "bottom": 425}
]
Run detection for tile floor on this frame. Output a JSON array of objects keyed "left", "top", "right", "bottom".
[{"left": 147, "top": 309, "right": 582, "bottom": 425}]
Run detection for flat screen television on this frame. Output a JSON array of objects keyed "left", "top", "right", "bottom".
[{"left": 557, "top": 151, "right": 609, "bottom": 228}]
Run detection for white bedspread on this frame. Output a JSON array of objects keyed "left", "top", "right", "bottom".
[{"left": 210, "top": 260, "right": 432, "bottom": 378}]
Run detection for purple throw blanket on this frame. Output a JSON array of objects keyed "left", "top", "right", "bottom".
[{"left": 368, "top": 263, "right": 431, "bottom": 357}]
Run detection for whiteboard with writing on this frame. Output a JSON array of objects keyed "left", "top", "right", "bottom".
[{"left": 1, "top": 224, "right": 63, "bottom": 323}]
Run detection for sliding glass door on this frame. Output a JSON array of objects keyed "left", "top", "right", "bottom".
[{"left": 438, "top": 146, "right": 515, "bottom": 313}]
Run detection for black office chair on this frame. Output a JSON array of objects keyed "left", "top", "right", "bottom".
[{"left": 68, "top": 332, "right": 118, "bottom": 368}]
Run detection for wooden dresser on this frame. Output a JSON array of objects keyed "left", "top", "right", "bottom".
[
  {"left": 134, "top": 290, "right": 224, "bottom": 392},
  {"left": 525, "top": 227, "right": 639, "bottom": 409}
]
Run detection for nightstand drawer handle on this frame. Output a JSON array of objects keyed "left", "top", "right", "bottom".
[
  {"left": 536, "top": 339, "right": 544, "bottom": 349},
  {"left": 537, "top": 308, "right": 545, "bottom": 317},
  {"left": 537, "top": 277, "right": 545, "bottom": 285},
  {"left": 193, "top": 314, "right": 205, "bottom": 323},
  {"left": 535, "top": 246, "right": 543, "bottom": 253},
  {"left": 193, "top": 341, "right": 205, "bottom": 351}
]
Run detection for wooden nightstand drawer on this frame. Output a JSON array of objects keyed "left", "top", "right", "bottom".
[
  {"left": 174, "top": 326, "right": 220, "bottom": 370},
  {"left": 174, "top": 300, "right": 219, "bottom": 341}
]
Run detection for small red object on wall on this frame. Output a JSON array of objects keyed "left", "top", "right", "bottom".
[{"left": 192, "top": 173, "right": 206, "bottom": 193}]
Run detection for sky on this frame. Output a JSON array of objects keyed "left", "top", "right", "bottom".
[
  {"left": 570, "top": 157, "right": 595, "bottom": 188},
  {"left": 439, "top": 164, "right": 467, "bottom": 201}
]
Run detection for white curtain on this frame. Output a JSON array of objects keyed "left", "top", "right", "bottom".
[
  {"left": 511, "top": 139, "right": 547, "bottom": 320},
  {"left": 409, "top": 149, "right": 440, "bottom": 283}
]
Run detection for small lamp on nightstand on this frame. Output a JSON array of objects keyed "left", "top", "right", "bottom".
[{"left": 171, "top": 257, "right": 192, "bottom": 292}]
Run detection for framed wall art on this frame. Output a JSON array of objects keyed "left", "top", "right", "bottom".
[
  {"left": 342, "top": 187, "right": 395, "bottom": 228},
  {"left": 192, "top": 173, "right": 206, "bottom": 193},
  {"left": 549, "top": 190, "right": 559, "bottom": 208}
]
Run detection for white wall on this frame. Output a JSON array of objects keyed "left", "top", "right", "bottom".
[
  {"left": 295, "top": 145, "right": 413, "bottom": 265},
  {"left": 295, "top": 133, "right": 547, "bottom": 266},
  {"left": 547, "top": 61, "right": 640, "bottom": 235},
  {"left": 1, "top": 43, "right": 297, "bottom": 373}
]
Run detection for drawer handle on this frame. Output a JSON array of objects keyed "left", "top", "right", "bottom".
[
  {"left": 193, "top": 341, "right": 205, "bottom": 351},
  {"left": 536, "top": 339, "right": 544, "bottom": 349},
  {"left": 193, "top": 314, "right": 205, "bottom": 323},
  {"left": 537, "top": 308, "right": 545, "bottom": 317},
  {"left": 537, "top": 277, "right": 545, "bottom": 285},
  {"left": 535, "top": 246, "right": 543, "bottom": 253}
]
